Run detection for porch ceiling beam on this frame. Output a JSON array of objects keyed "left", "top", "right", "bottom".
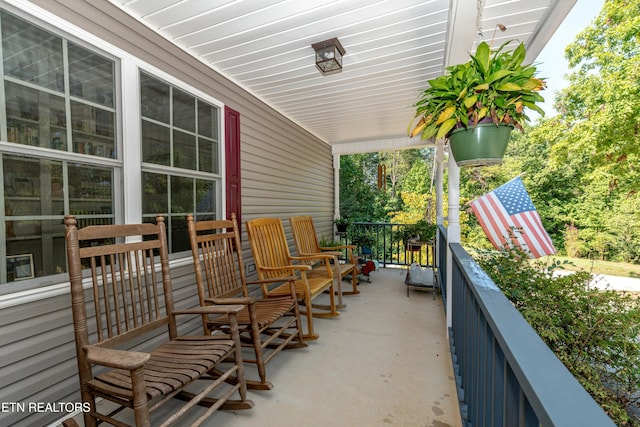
[
  {"left": 332, "top": 137, "right": 433, "bottom": 156},
  {"left": 445, "top": 0, "right": 480, "bottom": 67}
]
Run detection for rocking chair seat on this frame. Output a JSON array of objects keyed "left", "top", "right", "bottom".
[
  {"left": 267, "top": 276, "right": 335, "bottom": 301},
  {"left": 207, "top": 297, "right": 295, "bottom": 330},
  {"left": 90, "top": 337, "right": 235, "bottom": 400},
  {"left": 307, "top": 262, "right": 356, "bottom": 283}
]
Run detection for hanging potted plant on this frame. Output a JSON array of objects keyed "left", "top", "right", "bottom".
[{"left": 408, "top": 40, "right": 546, "bottom": 167}]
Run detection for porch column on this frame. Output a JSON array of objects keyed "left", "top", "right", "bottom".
[
  {"left": 435, "top": 140, "right": 444, "bottom": 225},
  {"left": 333, "top": 154, "right": 340, "bottom": 219},
  {"left": 435, "top": 141, "right": 445, "bottom": 319},
  {"left": 446, "top": 150, "right": 460, "bottom": 332}
]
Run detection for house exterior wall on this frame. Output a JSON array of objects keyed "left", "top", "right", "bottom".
[{"left": 0, "top": 1, "right": 334, "bottom": 425}]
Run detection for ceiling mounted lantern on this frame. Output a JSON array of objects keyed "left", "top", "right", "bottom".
[{"left": 311, "top": 37, "right": 345, "bottom": 75}]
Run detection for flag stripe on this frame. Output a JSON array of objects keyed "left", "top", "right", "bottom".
[
  {"left": 512, "top": 214, "right": 545, "bottom": 258},
  {"left": 470, "top": 177, "right": 556, "bottom": 259},
  {"left": 474, "top": 193, "right": 523, "bottom": 250},
  {"left": 524, "top": 210, "right": 556, "bottom": 253},
  {"left": 472, "top": 195, "right": 507, "bottom": 249},
  {"left": 519, "top": 211, "right": 555, "bottom": 255}
]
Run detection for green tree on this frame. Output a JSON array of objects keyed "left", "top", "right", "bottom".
[
  {"left": 548, "top": 0, "right": 640, "bottom": 261},
  {"left": 607, "top": 196, "right": 640, "bottom": 262},
  {"left": 338, "top": 153, "right": 384, "bottom": 221},
  {"left": 389, "top": 152, "right": 435, "bottom": 224},
  {"left": 340, "top": 149, "right": 436, "bottom": 223}
]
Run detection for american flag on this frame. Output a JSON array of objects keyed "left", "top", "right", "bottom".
[{"left": 470, "top": 177, "right": 556, "bottom": 258}]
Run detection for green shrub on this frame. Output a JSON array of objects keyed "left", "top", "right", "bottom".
[{"left": 476, "top": 249, "right": 640, "bottom": 426}]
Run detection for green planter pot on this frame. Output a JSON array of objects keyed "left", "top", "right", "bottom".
[{"left": 448, "top": 123, "right": 513, "bottom": 167}]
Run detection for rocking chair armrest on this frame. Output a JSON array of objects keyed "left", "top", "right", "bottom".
[
  {"left": 319, "top": 245, "right": 356, "bottom": 251},
  {"left": 205, "top": 296, "right": 257, "bottom": 306},
  {"left": 246, "top": 275, "right": 297, "bottom": 286},
  {"left": 173, "top": 305, "right": 244, "bottom": 316},
  {"left": 84, "top": 346, "right": 150, "bottom": 370},
  {"left": 317, "top": 250, "right": 342, "bottom": 256},
  {"left": 290, "top": 254, "right": 334, "bottom": 263},
  {"left": 319, "top": 246, "right": 358, "bottom": 264},
  {"left": 259, "top": 265, "right": 312, "bottom": 273}
]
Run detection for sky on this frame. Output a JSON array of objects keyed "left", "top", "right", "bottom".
[{"left": 533, "top": 0, "right": 606, "bottom": 118}]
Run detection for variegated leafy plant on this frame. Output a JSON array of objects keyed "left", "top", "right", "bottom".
[{"left": 409, "top": 41, "right": 546, "bottom": 140}]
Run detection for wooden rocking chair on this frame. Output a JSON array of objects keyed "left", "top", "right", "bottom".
[
  {"left": 246, "top": 217, "right": 339, "bottom": 340},
  {"left": 187, "top": 214, "right": 307, "bottom": 390},
  {"left": 289, "top": 215, "right": 360, "bottom": 309},
  {"left": 63, "top": 215, "right": 253, "bottom": 427}
]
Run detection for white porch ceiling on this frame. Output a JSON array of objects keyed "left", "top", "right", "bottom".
[{"left": 110, "top": 0, "right": 575, "bottom": 149}]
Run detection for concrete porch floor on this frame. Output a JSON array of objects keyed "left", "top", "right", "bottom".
[{"left": 65, "top": 267, "right": 462, "bottom": 427}]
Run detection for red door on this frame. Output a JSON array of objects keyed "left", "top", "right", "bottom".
[{"left": 225, "top": 106, "right": 241, "bottom": 231}]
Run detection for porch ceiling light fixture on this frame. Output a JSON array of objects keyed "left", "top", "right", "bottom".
[{"left": 312, "top": 37, "right": 346, "bottom": 75}]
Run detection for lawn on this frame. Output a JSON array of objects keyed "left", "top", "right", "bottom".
[{"left": 552, "top": 256, "right": 640, "bottom": 279}]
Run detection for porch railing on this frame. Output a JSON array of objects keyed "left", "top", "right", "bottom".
[
  {"left": 341, "top": 222, "right": 435, "bottom": 267},
  {"left": 448, "top": 242, "right": 614, "bottom": 427}
]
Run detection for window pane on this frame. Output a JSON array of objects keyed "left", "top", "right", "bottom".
[
  {"left": 173, "top": 130, "right": 196, "bottom": 170},
  {"left": 142, "top": 172, "right": 168, "bottom": 214},
  {"left": 195, "top": 180, "right": 216, "bottom": 221},
  {"left": 170, "top": 176, "right": 194, "bottom": 213},
  {"left": 68, "top": 43, "right": 114, "bottom": 107},
  {"left": 4, "top": 156, "right": 63, "bottom": 217},
  {"left": 140, "top": 73, "right": 169, "bottom": 123},
  {"left": 1, "top": 12, "right": 63, "bottom": 91},
  {"left": 172, "top": 87, "right": 195, "bottom": 132},
  {"left": 5, "top": 81, "right": 40, "bottom": 122},
  {"left": 2, "top": 156, "right": 114, "bottom": 283},
  {"left": 68, "top": 164, "right": 113, "bottom": 215},
  {"left": 6, "top": 219, "right": 67, "bottom": 280},
  {"left": 5, "top": 81, "right": 68, "bottom": 150},
  {"left": 169, "top": 215, "right": 189, "bottom": 253},
  {"left": 197, "top": 102, "right": 216, "bottom": 138},
  {"left": 71, "top": 101, "right": 115, "bottom": 158},
  {"left": 142, "top": 120, "right": 170, "bottom": 165},
  {"left": 198, "top": 137, "right": 218, "bottom": 173}
]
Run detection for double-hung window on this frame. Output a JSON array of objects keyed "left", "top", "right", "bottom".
[
  {"left": 0, "top": 10, "right": 118, "bottom": 286},
  {"left": 0, "top": 8, "right": 223, "bottom": 290},
  {"left": 140, "top": 72, "right": 221, "bottom": 253}
]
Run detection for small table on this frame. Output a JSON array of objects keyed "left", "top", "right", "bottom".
[
  {"left": 407, "top": 240, "right": 425, "bottom": 264},
  {"left": 405, "top": 240, "right": 437, "bottom": 298},
  {"left": 405, "top": 266, "right": 437, "bottom": 298}
]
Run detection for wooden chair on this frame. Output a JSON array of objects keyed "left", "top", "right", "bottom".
[
  {"left": 246, "top": 217, "right": 339, "bottom": 340},
  {"left": 289, "top": 215, "right": 360, "bottom": 309},
  {"left": 63, "top": 215, "right": 253, "bottom": 427},
  {"left": 187, "top": 214, "right": 307, "bottom": 390}
]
